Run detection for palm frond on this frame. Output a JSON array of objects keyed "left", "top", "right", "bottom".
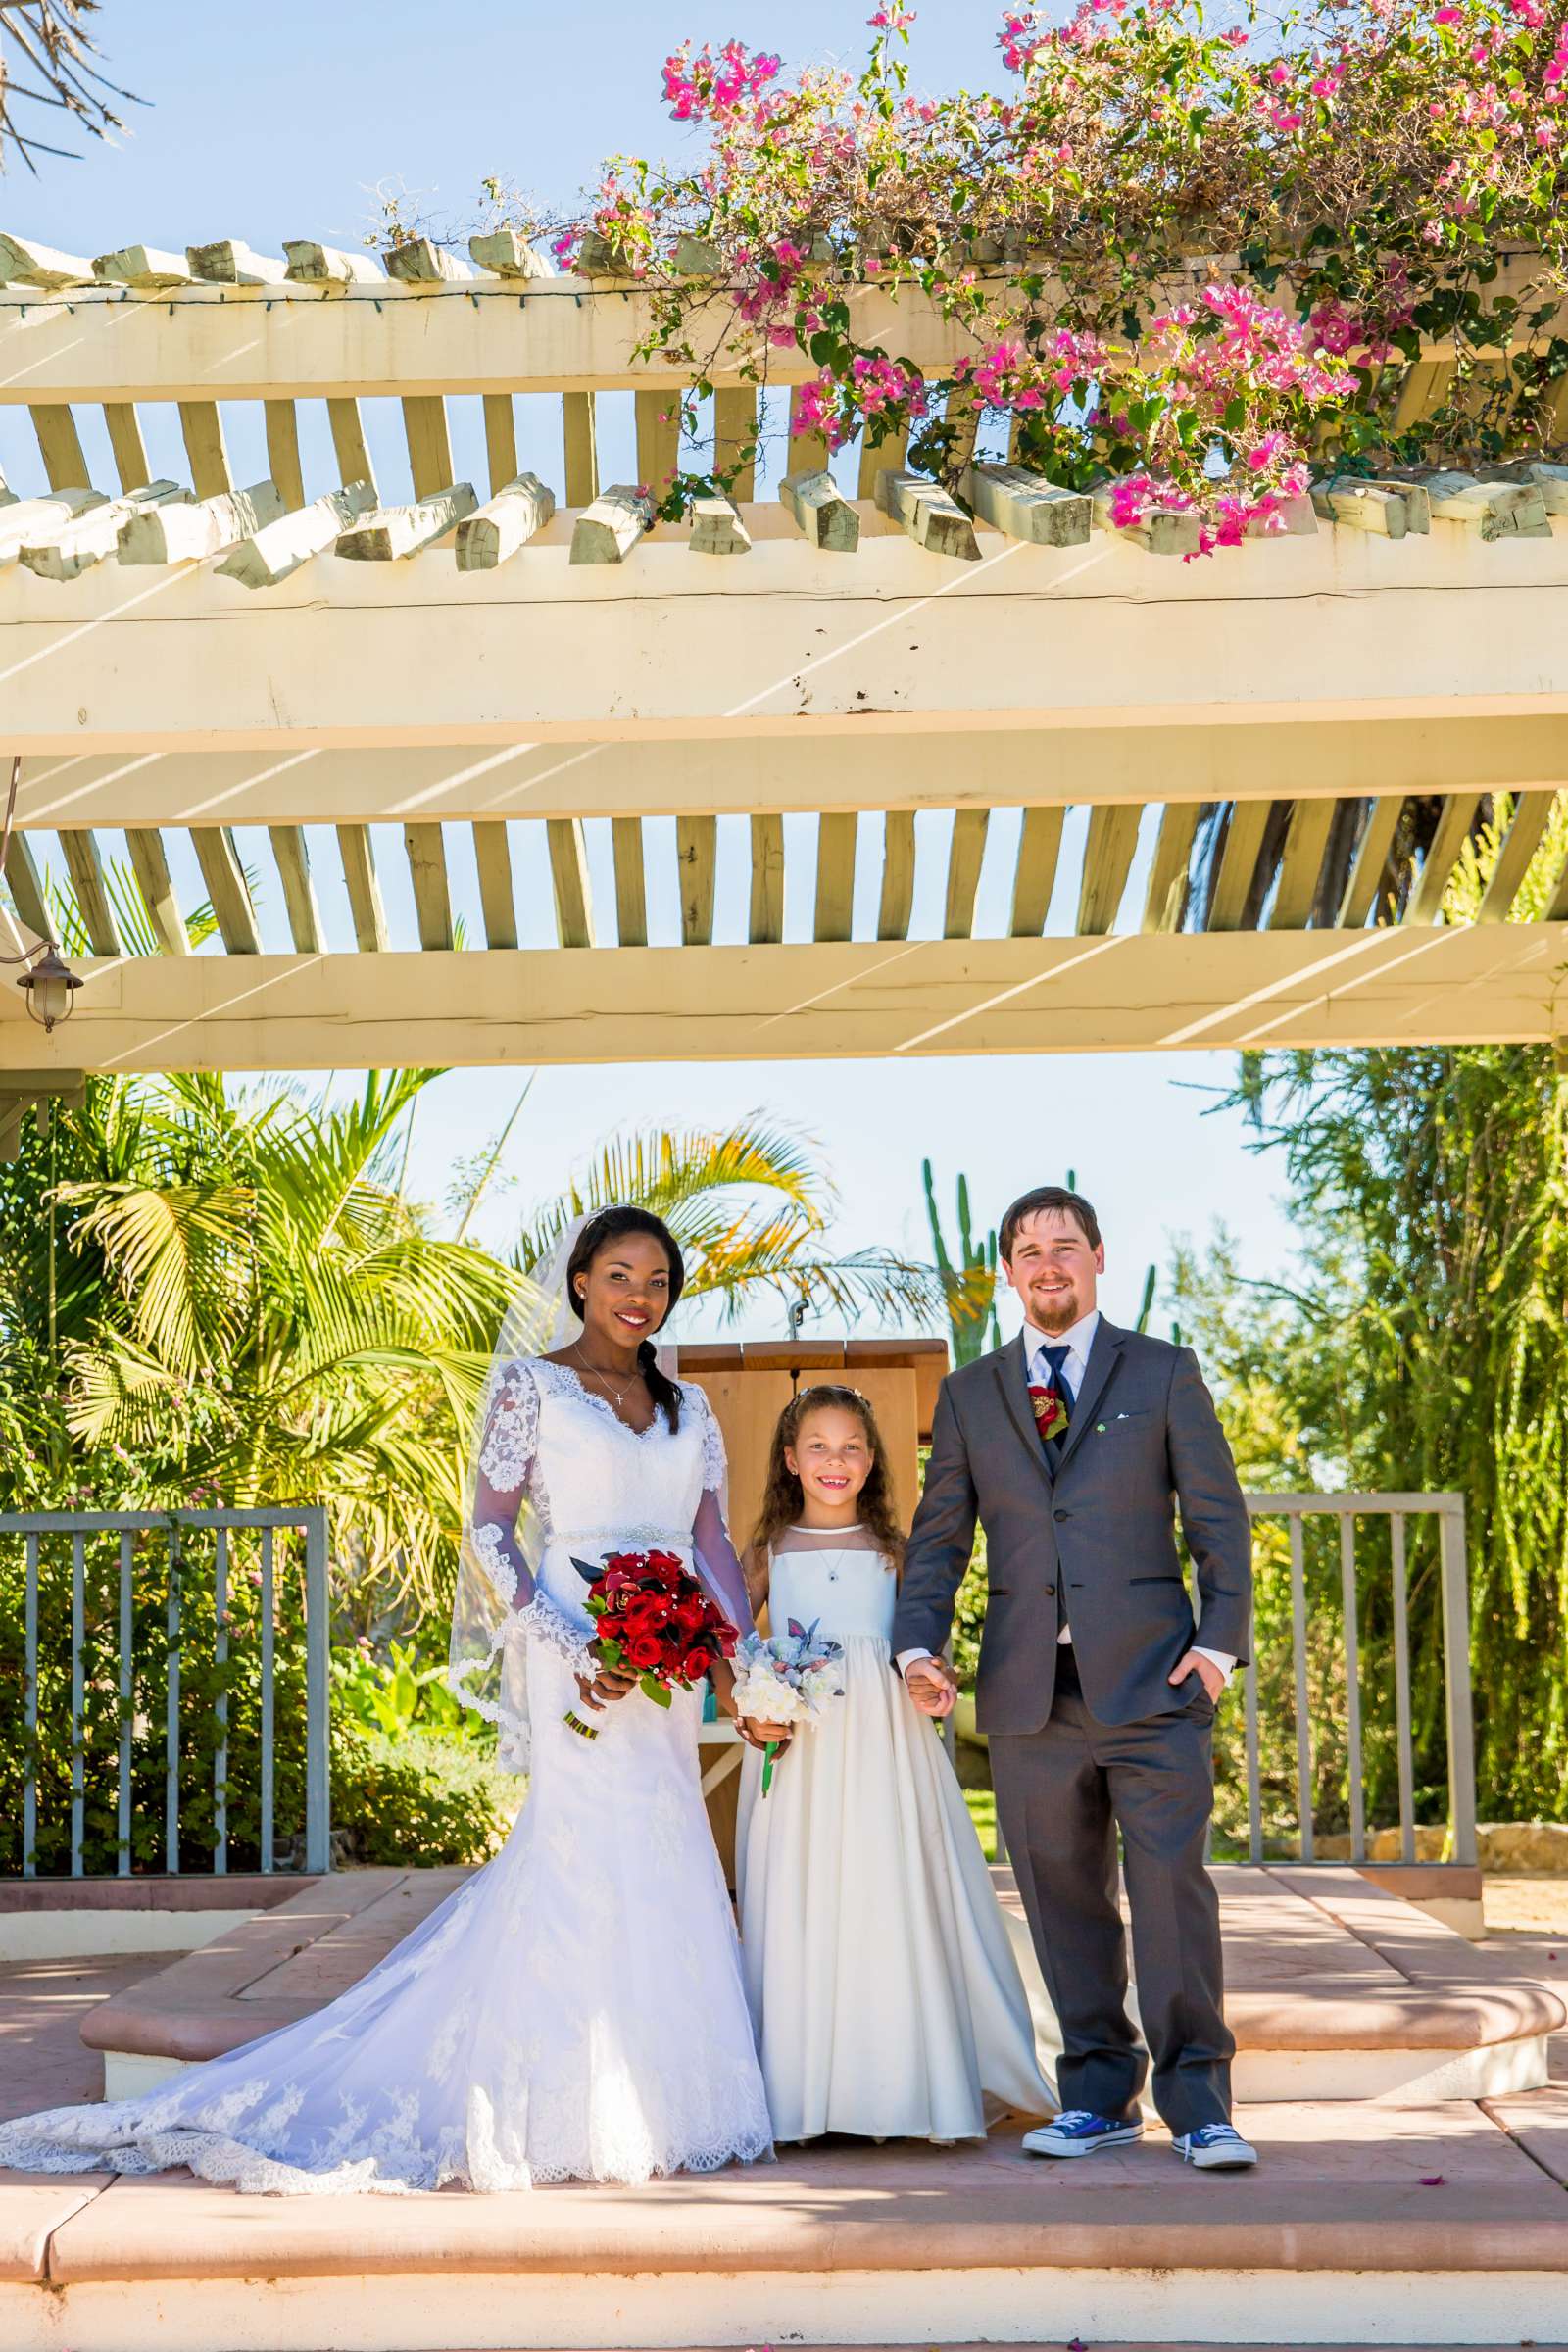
[{"left": 515, "top": 1117, "right": 826, "bottom": 1270}]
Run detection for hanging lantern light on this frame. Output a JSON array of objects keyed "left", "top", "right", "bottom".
[{"left": 18, "top": 942, "right": 84, "bottom": 1033}]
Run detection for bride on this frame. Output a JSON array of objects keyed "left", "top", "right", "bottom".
[{"left": 0, "top": 1206, "right": 775, "bottom": 2193}]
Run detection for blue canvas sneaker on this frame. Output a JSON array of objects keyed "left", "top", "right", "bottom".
[
  {"left": 1171, "top": 2122, "right": 1259, "bottom": 2170},
  {"left": 1022, "top": 2109, "right": 1145, "bottom": 2158}
]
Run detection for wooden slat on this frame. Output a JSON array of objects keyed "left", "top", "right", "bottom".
[
  {"left": 877, "top": 810, "right": 916, "bottom": 941},
  {"left": 60, "top": 832, "right": 122, "bottom": 957},
  {"left": 749, "top": 814, "right": 784, "bottom": 944},
  {"left": 337, "top": 825, "right": 387, "bottom": 952},
  {"left": 218, "top": 484, "right": 375, "bottom": 590},
  {"left": 858, "top": 418, "right": 908, "bottom": 499},
  {"left": 570, "top": 486, "right": 652, "bottom": 564},
  {"left": 547, "top": 818, "right": 595, "bottom": 948},
  {"left": 677, "top": 815, "right": 717, "bottom": 946},
  {"left": 1269, "top": 799, "right": 1340, "bottom": 930},
  {"left": 1478, "top": 792, "right": 1557, "bottom": 923},
  {"left": 102, "top": 404, "right": 151, "bottom": 493},
  {"left": 1010, "top": 808, "right": 1064, "bottom": 936},
  {"left": 326, "top": 398, "right": 377, "bottom": 499},
  {"left": 268, "top": 827, "right": 323, "bottom": 953},
  {"left": 3, "top": 831, "right": 52, "bottom": 940},
  {"left": 944, "top": 810, "right": 989, "bottom": 939},
  {"left": 338, "top": 485, "right": 477, "bottom": 562},
  {"left": 456, "top": 473, "right": 554, "bottom": 570},
  {"left": 1339, "top": 799, "right": 1405, "bottom": 929},
  {"left": 814, "top": 813, "right": 858, "bottom": 943},
  {"left": 1142, "top": 804, "right": 1199, "bottom": 934},
  {"left": 612, "top": 817, "right": 647, "bottom": 947},
  {"left": 875, "top": 468, "right": 980, "bottom": 561},
  {"left": 787, "top": 383, "right": 832, "bottom": 480},
  {"left": 404, "top": 823, "right": 454, "bottom": 950},
  {"left": 264, "top": 401, "right": 306, "bottom": 512},
  {"left": 635, "top": 389, "right": 681, "bottom": 505},
  {"left": 778, "top": 468, "right": 859, "bottom": 550},
  {"left": 1076, "top": 804, "right": 1141, "bottom": 935},
  {"left": 942, "top": 384, "right": 981, "bottom": 476},
  {"left": 125, "top": 828, "right": 189, "bottom": 956},
  {"left": 1548, "top": 844, "right": 1568, "bottom": 924},
  {"left": 713, "top": 387, "right": 757, "bottom": 500},
  {"left": 120, "top": 481, "right": 286, "bottom": 567},
  {"left": 1205, "top": 801, "right": 1273, "bottom": 932},
  {"left": 402, "top": 397, "right": 454, "bottom": 502},
  {"left": 482, "top": 396, "right": 518, "bottom": 498},
  {"left": 1406, "top": 794, "right": 1483, "bottom": 925},
  {"left": 563, "top": 392, "right": 599, "bottom": 507},
  {"left": 472, "top": 822, "right": 517, "bottom": 949},
  {"left": 30, "top": 405, "right": 90, "bottom": 491},
  {"left": 177, "top": 403, "right": 234, "bottom": 500},
  {"left": 190, "top": 828, "right": 261, "bottom": 954},
  {"left": 1390, "top": 358, "right": 1454, "bottom": 434}
]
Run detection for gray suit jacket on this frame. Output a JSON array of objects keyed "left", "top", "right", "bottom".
[{"left": 894, "top": 1321, "right": 1252, "bottom": 1733}]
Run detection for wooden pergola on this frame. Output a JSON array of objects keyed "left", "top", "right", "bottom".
[{"left": 3, "top": 227, "right": 1568, "bottom": 1084}]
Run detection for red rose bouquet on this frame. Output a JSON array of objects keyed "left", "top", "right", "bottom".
[{"left": 564, "top": 1547, "right": 738, "bottom": 1740}]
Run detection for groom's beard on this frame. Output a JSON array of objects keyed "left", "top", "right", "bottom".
[{"left": 1023, "top": 1286, "right": 1084, "bottom": 1335}]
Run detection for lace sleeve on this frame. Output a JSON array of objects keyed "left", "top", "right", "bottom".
[
  {"left": 692, "top": 1382, "right": 728, "bottom": 1497},
  {"left": 478, "top": 1360, "right": 539, "bottom": 1494},
  {"left": 688, "top": 1386, "right": 753, "bottom": 1635}
]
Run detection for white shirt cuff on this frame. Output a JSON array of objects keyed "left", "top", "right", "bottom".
[
  {"left": 1194, "top": 1645, "right": 1236, "bottom": 1687},
  {"left": 896, "top": 1647, "right": 936, "bottom": 1678}
]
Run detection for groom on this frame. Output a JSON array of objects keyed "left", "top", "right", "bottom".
[{"left": 895, "top": 1186, "right": 1257, "bottom": 2171}]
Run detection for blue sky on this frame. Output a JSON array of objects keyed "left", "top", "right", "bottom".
[{"left": 3, "top": 0, "right": 1300, "bottom": 1338}]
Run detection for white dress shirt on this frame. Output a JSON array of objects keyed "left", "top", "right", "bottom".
[{"left": 899, "top": 1307, "right": 1236, "bottom": 1689}]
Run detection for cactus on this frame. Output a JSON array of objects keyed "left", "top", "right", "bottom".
[{"left": 922, "top": 1159, "right": 1000, "bottom": 1364}]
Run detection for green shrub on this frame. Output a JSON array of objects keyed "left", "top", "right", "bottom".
[{"left": 330, "top": 1724, "right": 517, "bottom": 1868}]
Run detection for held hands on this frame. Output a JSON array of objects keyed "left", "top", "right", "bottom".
[
  {"left": 1168, "top": 1649, "right": 1225, "bottom": 1704},
  {"left": 904, "top": 1654, "right": 958, "bottom": 1718}
]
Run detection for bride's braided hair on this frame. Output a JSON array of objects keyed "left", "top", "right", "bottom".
[
  {"left": 751, "top": 1384, "right": 905, "bottom": 1567},
  {"left": 564, "top": 1205, "right": 685, "bottom": 1433}
]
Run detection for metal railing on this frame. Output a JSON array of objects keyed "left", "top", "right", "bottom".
[
  {"left": 4, "top": 1506, "right": 330, "bottom": 1879},
  {"left": 1234, "top": 1492, "right": 1475, "bottom": 1868}
]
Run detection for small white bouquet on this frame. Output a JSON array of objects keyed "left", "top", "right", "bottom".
[{"left": 729, "top": 1618, "right": 847, "bottom": 1794}]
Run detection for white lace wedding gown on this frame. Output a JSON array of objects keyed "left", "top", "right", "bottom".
[
  {"left": 0, "top": 1362, "right": 772, "bottom": 2194},
  {"left": 736, "top": 1528, "right": 1053, "bottom": 2142}
]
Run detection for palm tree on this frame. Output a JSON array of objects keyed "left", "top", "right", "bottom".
[{"left": 514, "top": 1117, "right": 952, "bottom": 1332}]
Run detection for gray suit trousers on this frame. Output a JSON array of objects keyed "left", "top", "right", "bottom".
[{"left": 990, "top": 1646, "right": 1234, "bottom": 2135}]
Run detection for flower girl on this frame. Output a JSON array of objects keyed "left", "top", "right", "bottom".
[{"left": 734, "top": 1385, "right": 1053, "bottom": 2143}]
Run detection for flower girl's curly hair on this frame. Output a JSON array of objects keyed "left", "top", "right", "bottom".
[{"left": 750, "top": 1384, "right": 905, "bottom": 1568}]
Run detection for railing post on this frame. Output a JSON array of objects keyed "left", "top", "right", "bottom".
[
  {"left": 1438, "top": 1497, "right": 1479, "bottom": 1868},
  {"left": 303, "top": 1506, "right": 332, "bottom": 1875}
]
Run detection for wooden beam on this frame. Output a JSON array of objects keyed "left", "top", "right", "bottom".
[
  {"left": 384, "top": 239, "right": 471, "bottom": 285},
  {"left": 455, "top": 473, "right": 554, "bottom": 570},
  {"left": 563, "top": 392, "right": 599, "bottom": 507},
  {"left": 713, "top": 388, "right": 757, "bottom": 499},
  {"left": 677, "top": 815, "right": 717, "bottom": 946},
  {"left": 402, "top": 397, "right": 454, "bottom": 501},
  {"left": 943, "top": 809, "right": 989, "bottom": 939},
  {"left": 874, "top": 469, "right": 981, "bottom": 561},
  {"left": 1268, "top": 799, "right": 1340, "bottom": 930},
  {"left": 103, "top": 404, "right": 152, "bottom": 493},
  {"left": 337, "top": 484, "right": 477, "bottom": 561},
  {"left": 786, "top": 384, "right": 832, "bottom": 480},
  {"left": 689, "top": 497, "right": 752, "bottom": 556},
  {"left": 1406, "top": 794, "right": 1484, "bottom": 925},
  {"left": 468, "top": 230, "right": 550, "bottom": 280},
  {"left": 190, "top": 827, "right": 261, "bottom": 954},
  {"left": 1339, "top": 798, "right": 1405, "bottom": 929},
  {"left": 0, "top": 487, "right": 105, "bottom": 564},
  {"left": 1420, "top": 470, "right": 1550, "bottom": 541},
  {"left": 612, "top": 817, "right": 648, "bottom": 947},
  {"left": 570, "top": 484, "right": 653, "bottom": 564},
  {"left": 22, "top": 924, "right": 1565, "bottom": 1073},
  {"left": 634, "top": 389, "right": 680, "bottom": 503},
  {"left": 3, "top": 831, "right": 51, "bottom": 940},
  {"left": 858, "top": 420, "right": 908, "bottom": 500},
  {"left": 177, "top": 403, "right": 234, "bottom": 500},
  {"left": 813, "top": 812, "right": 858, "bottom": 943},
  {"left": 326, "top": 399, "right": 377, "bottom": 500},
  {"left": 778, "top": 469, "right": 858, "bottom": 552},
  {"left": 19, "top": 481, "right": 186, "bottom": 580},
  {"left": 1205, "top": 802, "right": 1273, "bottom": 932},
  {"left": 337, "top": 825, "right": 387, "bottom": 952},
  {"left": 125, "top": 828, "right": 188, "bottom": 956},
  {"left": 93, "top": 245, "right": 192, "bottom": 289},
  {"left": 1310, "top": 478, "right": 1430, "bottom": 539},
  {"left": 472, "top": 821, "right": 517, "bottom": 949},
  {"left": 216, "top": 482, "right": 376, "bottom": 589},
  {"left": 1141, "top": 804, "right": 1198, "bottom": 934},
  {"left": 1478, "top": 792, "right": 1558, "bottom": 923},
  {"left": 878, "top": 810, "right": 916, "bottom": 940},
  {"left": 187, "top": 241, "right": 286, "bottom": 287},
  {"left": 964, "top": 464, "right": 1090, "bottom": 547},
  {"left": 1090, "top": 485, "right": 1200, "bottom": 557},
  {"left": 0, "top": 233, "right": 93, "bottom": 287},
  {"left": 403, "top": 823, "right": 454, "bottom": 950},
  {"left": 264, "top": 401, "right": 306, "bottom": 511},
  {"left": 546, "top": 818, "right": 595, "bottom": 948},
  {"left": 268, "top": 827, "right": 323, "bottom": 954},
  {"left": 29, "top": 405, "right": 90, "bottom": 492},
  {"left": 1076, "top": 804, "right": 1141, "bottom": 935},
  {"left": 283, "top": 242, "right": 384, "bottom": 286},
  {"left": 749, "top": 814, "right": 784, "bottom": 945},
  {"left": 481, "top": 396, "right": 518, "bottom": 498},
  {"left": 119, "top": 481, "right": 286, "bottom": 566},
  {"left": 1010, "top": 808, "right": 1064, "bottom": 936},
  {"left": 59, "top": 832, "right": 121, "bottom": 956}
]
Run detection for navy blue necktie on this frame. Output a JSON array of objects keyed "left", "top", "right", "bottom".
[{"left": 1040, "top": 1344, "right": 1073, "bottom": 1454}]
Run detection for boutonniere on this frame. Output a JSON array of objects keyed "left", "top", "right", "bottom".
[{"left": 1027, "top": 1382, "right": 1069, "bottom": 1443}]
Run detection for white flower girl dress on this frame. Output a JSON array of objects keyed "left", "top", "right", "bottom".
[{"left": 736, "top": 1524, "right": 1053, "bottom": 2141}]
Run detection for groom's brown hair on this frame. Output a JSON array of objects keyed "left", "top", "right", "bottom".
[{"left": 999, "top": 1185, "right": 1102, "bottom": 1261}]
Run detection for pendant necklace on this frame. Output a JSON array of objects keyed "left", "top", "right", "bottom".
[{"left": 571, "top": 1338, "right": 640, "bottom": 1411}]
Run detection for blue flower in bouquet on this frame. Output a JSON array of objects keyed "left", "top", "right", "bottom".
[{"left": 730, "top": 1618, "right": 846, "bottom": 1792}]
